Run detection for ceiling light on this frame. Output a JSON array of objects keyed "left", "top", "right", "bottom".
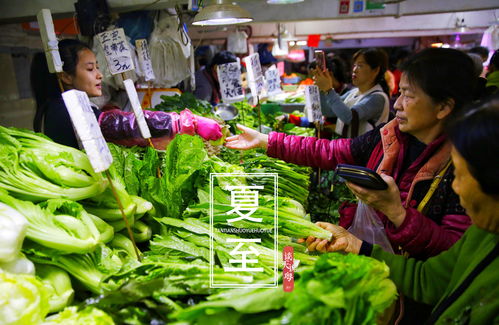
[
  {"left": 193, "top": 0, "right": 253, "bottom": 26},
  {"left": 267, "top": 0, "right": 305, "bottom": 4}
]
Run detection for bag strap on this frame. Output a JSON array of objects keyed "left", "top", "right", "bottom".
[
  {"left": 417, "top": 159, "right": 452, "bottom": 213},
  {"left": 425, "top": 241, "right": 499, "bottom": 324},
  {"left": 343, "top": 109, "right": 360, "bottom": 137}
]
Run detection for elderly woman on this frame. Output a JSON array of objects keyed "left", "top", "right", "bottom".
[
  {"left": 226, "top": 48, "right": 475, "bottom": 260},
  {"left": 303, "top": 96, "right": 499, "bottom": 324}
]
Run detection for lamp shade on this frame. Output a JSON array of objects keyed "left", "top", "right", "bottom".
[
  {"left": 193, "top": 0, "right": 253, "bottom": 26},
  {"left": 267, "top": 0, "right": 304, "bottom": 3}
]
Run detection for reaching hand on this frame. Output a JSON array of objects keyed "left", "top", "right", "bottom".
[
  {"left": 224, "top": 124, "right": 269, "bottom": 150},
  {"left": 345, "top": 174, "right": 407, "bottom": 227},
  {"left": 297, "top": 222, "right": 362, "bottom": 254}
]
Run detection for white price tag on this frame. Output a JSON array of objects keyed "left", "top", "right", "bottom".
[
  {"left": 123, "top": 79, "right": 151, "bottom": 139},
  {"left": 135, "top": 39, "right": 155, "bottom": 82},
  {"left": 305, "top": 85, "right": 322, "bottom": 123},
  {"left": 243, "top": 53, "right": 265, "bottom": 101},
  {"left": 97, "top": 28, "right": 135, "bottom": 75},
  {"left": 265, "top": 65, "right": 282, "bottom": 96},
  {"left": 62, "top": 90, "right": 113, "bottom": 173},
  {"left": 216, "top": 62, "right": 244, "bottom": 104},
  {"left": 37, "top": 9, "right": 63, "bottom": 73}
]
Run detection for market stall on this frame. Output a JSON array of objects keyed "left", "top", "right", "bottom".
[{"left": 1, "top": 1, "right": 497, "bottom": 324}]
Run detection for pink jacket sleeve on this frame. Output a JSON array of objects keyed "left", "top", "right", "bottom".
[
  {"left": 385, "top": 208, "right": 472, "bottom": 258},
  {"left": 266, "top": 132, "right": 356, "bottom": 169}
]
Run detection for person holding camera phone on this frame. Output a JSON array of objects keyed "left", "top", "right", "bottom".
[
  {"left": 314, "top": 48, "right": 391, "bottom": 138},
  {"left": 278, "top": 56, "right": 352, "bottom": 133},
  {"left": 300, "top": 96, "right": 499, "bottom": 325},
  {"left": 226, "top": 48, "right": 476, "bottom": 261}
]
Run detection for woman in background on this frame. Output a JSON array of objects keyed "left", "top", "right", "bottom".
[
  {"left": 31, "top": 39, "right": 102, "bottom": 148},
  {"left": 314, "top": 48, "right": 390, "bottom": 137},
  {"left": 31, "top": 39, "right": 223, "bottom": 149}
]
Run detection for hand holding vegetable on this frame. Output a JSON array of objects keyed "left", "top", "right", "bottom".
[
  {"left": 345, "top": 174, "right": 407, "bottom": 227},
  {"left": 225, "top": 124, "right": 269, "bottom": 150},
  {"left": 298, "top": 222, "right": 362, "bottom": 254}
]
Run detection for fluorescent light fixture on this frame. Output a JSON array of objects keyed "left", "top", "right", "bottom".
[
  {"left": 296, "top": 40, "right": 307, "bottom": 46},
  {"left": 193, "top": 0, "right": 253, "bottom": 26},
  {"left": 267, "top": 0, "right": 305, "bottom": 4}
]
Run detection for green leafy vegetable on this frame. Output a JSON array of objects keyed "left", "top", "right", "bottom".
[
  {"left": 0, "top": 271, "right": 49, "bottom": 325},
  {"left": 0, "top": 126, "right": 107, "bottom": 201},
  {"left": 0, "top": 190, "right": 112, "bottom": 254},
  {"left": 43, "top": 306, "right": 114, "bottom": 324},
  {"left": 0, "top": 202, "right": 28, "bottom": 262},
  {"left": 282, "top": 253, "right": 398, "bottom": 325},
  {"left": 36, "top": 264, "right": 74, "bottom": 313}
]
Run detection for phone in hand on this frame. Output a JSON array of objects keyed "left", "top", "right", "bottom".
[
  {"left": 335, "top": 164, "right": 388, "bottom": 190},
  {"left": 314, "top": 50, "right": 326, "bottom": 72}
]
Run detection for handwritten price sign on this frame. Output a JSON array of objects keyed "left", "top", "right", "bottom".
[
  {"left": 217, "top": 62, "right": 244, "bottom": 103},
  {"left": 97, "top": 28, "right": 135, "bottom": 75}
]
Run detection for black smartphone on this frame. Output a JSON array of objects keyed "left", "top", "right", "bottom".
[
  {"left": 314, "top": 50, "right": 326, "bottom": 72},
  {"left": 335, "top": 164, "right": 388, "bottom": 190}
]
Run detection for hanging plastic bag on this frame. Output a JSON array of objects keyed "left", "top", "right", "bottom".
[
  {"left": 227, "top": 30, "right": 248, "bottom": 54},
  {"left": 347, "top": 201, "right": 394, "bottom": 253},
  {"left": 150, "top": 12, "right": 191, "bottom": 87}
]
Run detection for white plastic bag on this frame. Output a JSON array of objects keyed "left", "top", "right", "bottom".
[
  {"left": 348, "top": 201, "right": 394, "bottom": 253},
  {"left": 227, "top": 30, "right": 248, "bottom": 54},
  {"left": 150, "top": 12, "right": 191, "bottom": 87}
]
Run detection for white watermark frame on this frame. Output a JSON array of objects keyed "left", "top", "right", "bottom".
[{"left": 209, "top": 173, "right": 278, "bottom": 288}]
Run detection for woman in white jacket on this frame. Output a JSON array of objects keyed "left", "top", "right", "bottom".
[{"left": 314, "top": 48, "right": 390, "bottom": 137}]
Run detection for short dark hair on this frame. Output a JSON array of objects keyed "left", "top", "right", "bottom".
[
  {"left": 469, "top": 46, "right": 489, "bottom": 61},
  {"left": 31, "top": 39, "right": 92, "bottom": 132},
  {"left": 447, "top": 94, "right": 499, "bottom": 195},
  {"left": 401, "top": 48, "right": 475, "bottom": 119},
  {"left": 353, "top": 48, "right": 389, "bottom": 96},
  {"left": 209, "top": 50, "right": 237, "bottom": 69},
  {"left": 327, "top": 56, "right": 348, "bottom": 84}
]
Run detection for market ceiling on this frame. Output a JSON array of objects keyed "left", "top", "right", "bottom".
[{"left": 0, "top": 0, "right": 497, "bottom": 24}]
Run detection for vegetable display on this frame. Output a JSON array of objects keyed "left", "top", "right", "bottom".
[
  {"left": 0, "top": 126, "right": 107, "bottom": 201},
  {"left": 0, "top": 118, "right": 396, "bottom": 324}
]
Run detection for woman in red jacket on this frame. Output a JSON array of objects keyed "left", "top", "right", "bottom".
[{"left": 226, "top": 48, "right": 476, "bottom": 260}]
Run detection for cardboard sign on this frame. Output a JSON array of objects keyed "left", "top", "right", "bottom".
[
  {"left": 135, "top": 39, "right": 155, "bottom": 82},
  {"left": 36, "top": 9, "right": 63, "bottom": 73},
  {"left": 265, "top": 65, "right": 282, "bottom": 96},
  {"left": 216, "top": 62, "right": 244, "bottom": 104},
  {"left": 243, "top": 53, "right": 265, "bottom": 102},
  {"left": 123, "top": 79, "right": 151, "bottom": 139},
  {"left": 62, "top": 90, "right": 113, "bottom": 173},
  {"left": 97, "top": 28, "right": 135, "bottom": 75},
  {"left": 305, "top": 85, "right": 322, "bottom": 123}
]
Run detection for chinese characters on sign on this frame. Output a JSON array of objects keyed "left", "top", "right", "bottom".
[
  {"left": 265, "top": 66, "right": 282, "bottom": 97},
  {"left": 243, "top": 54, "right": 265, "bottom": 104},
  {"left": 97, "top": 28, "right": 135, "bottom": 75},
  {"left": 216, "top": 62, "right": 244, "bottom": 104},
  {"left": 210, "top": 173, "right": 278, "bottom": 288},
  {"left": 305, "top": 85, "right": 322, "bottom": 123},
  {"left": 61, "top": 90, "right": 113, "bottom": 173},
  {"left": 283, "top": 246, "right": 294, "bottom": 292},
  {"left": 135, "top": 39, "right": 155, "bottom": 82}
]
